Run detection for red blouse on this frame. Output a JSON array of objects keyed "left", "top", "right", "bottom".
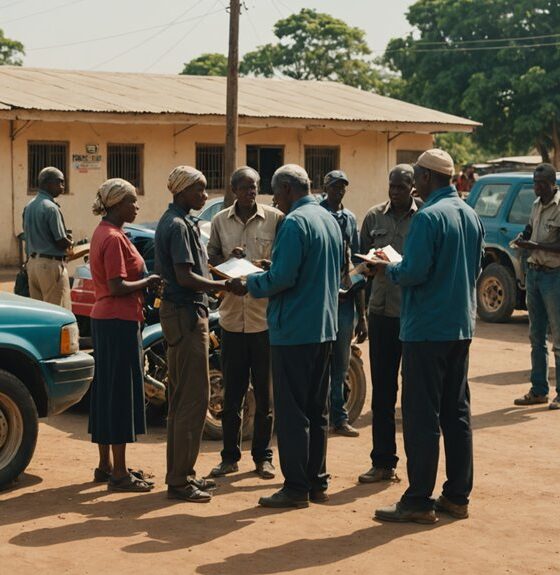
[{"left": 90, "top": 221, "right": 145, "bottom": 322}]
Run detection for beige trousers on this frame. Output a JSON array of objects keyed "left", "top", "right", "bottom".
[{"left": 27, "top": 256, "right": 71, "bottom": 310}]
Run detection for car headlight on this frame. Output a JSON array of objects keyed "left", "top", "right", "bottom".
[{"left": 60, "top": 322, "right": 79, "bottom": 355}]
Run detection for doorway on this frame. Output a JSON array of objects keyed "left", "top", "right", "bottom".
[{"left": 246, "top": 145, "right": 284, "bottom": 195}]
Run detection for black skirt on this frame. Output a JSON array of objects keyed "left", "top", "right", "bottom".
[{"left": 88, "top": 318, "right": 147, "bottom": 444}]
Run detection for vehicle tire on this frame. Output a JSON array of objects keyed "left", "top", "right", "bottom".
[
  {"left": 477, "top": 263, "right": 516, "bottom": 323},
  {"left": 344, "top": 346, "right": 367, "bottom": 424},
  {"left": 0, "top": 369, "right": 39, "bottom": 488}
]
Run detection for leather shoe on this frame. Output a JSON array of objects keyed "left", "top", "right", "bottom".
[
  {"left": 258, "top": 489, "right": 309, "bottom": 508},
  {"left": 189, "top": 477, "right": 216, "bottom": 491},
  {"left": 255, "top": 460, "right": 276, "bottom": 479},
  {"left": 514, "top": 390, "right": 548, "bottom": 405},
  {"left": 208, "top": 461, "right": 239, "bottom": 477},
  {"left": 333, "top": 421, "right": 360, "bottom": 437},
  {"left": 435, "top": 495, "right": 469, "bottom": 519},
  {"left": 374, "top": 502, "right": 437, "bottom": 524},
  {"left": 310, "top": 490, "right": 329, "bottom": 503},
  {"left": 358, "top": 466, "right": 399, "bottom": 484},
  {"left": 167, "top": 484, "right": 212, "bottom": 503}
]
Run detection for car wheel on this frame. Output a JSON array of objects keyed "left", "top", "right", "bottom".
[
  {"left": 477, "top": 262, "right": 516, "bottom": 323},
  {"left": 0, "top": 369, "right": 38, "bottom": 488},
  {"left": 344, "top": 346, "right": 367, "bottom": 424}
]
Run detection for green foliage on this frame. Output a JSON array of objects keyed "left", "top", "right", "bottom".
[
  {"left": 434, "top": 133, "right": 489, "bottom": 166},
  {"left": 181, "top": 53, "right": 228, "bottom": 76},
  {"left": 240, "top": 8, "right": 383, "bottom": 91},
  {"left": 0, "top": 29, "right": 24, "bottom": 66},
  {"left": 384, "top": 0, "right": 560, "bottom": 164}
]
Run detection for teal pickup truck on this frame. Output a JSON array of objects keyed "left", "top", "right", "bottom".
[{"left": 0, "top": 292, "right": 94, "bottom": 487}]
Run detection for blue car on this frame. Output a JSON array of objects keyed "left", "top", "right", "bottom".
[
  {"left": 466, "top": 172, "right": 560, "bottom": 322},
  {"left": 0, "top": 292, "right": 94, "bottom": 487}
]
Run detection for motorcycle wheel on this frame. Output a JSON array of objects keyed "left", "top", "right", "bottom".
[{"left": 344, "top": 345, "right": 367, "bottom": 424}]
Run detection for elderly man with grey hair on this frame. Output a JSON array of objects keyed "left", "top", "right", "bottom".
[
  {"left": 229, "top": 164, "right": 344, "bottom": 508},
  {"left": 23, "top": 166, "right": 73, "bottom": 308}
]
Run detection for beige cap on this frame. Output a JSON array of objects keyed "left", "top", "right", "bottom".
[{"left": 416, "top": 149, "right": 455, "bottom": 176}]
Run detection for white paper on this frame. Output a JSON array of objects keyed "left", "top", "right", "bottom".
[
  {"left": 212, "top": 257, "right": 264, "bottom": 279},
  {"left": 355, "top": 245, "right": 402, "bottom": 264}
]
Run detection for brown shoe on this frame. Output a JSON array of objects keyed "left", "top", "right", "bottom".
[
  {"left": 333, "top": 421, "right": 360, "bottom": 437},
  {"left": 208, "top": 461, "right": 239, "bottom": 477},
  {"left": 435, "top": 495, "right": 469, "bottom": 519},
  {"left": 374, "top": 502, "right": 437, "bottom": 525},
  {"left": 255, "top": 460, "right": 275, "bottom": 479},
  {"left": 358, "top": 467, "right": 399, "bottom": 484},
  {"left": 514, "top": 390, "right": 548, "bottom": 406}
]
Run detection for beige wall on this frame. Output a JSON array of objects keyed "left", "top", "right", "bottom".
[{"left": 0, "top": 118, "right": 432, "bottom": 264}]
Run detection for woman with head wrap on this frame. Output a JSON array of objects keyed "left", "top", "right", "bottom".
[{"left": 88, "top": 178, "right": 160, "bottom": 492}]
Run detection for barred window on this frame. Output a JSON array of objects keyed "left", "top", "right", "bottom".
[
  {"left": 305, "top": 146, "right": 339, "bottom": 191},
  {"left": 107, "top": 144, "right": 144, "bottom": 194},
  {"left": 28, "top": 141, "right": 69, "bottom": 194},
  {"left": 196, "top": 144, "right": 225, "bottom": 190}
]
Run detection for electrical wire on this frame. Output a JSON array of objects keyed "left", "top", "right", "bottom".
[
  {"left": 383, "top": 40, "right": 560, "bottom": 54},
  {"left": 2, "top": 0, "right": 88, "bottom": 24},
  {"left": 0, "top": 0, "right": 30, "bottom": 10}
]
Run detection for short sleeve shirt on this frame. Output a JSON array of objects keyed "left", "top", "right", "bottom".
[
  {"left": 23, "top": 191, "right": 68, "bottom": 257},
  {"left": 90, "top": 221, "right": 146, "bottom": 322},
  {"left": 528, "top": 189, "right": 560, "bottom": 268},
  {"left": 155, "top": 203, "right": 210, "bottom": 307}
]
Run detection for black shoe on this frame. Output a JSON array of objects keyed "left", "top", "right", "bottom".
[
  {"left": 310, "top": 490, "right": 329, "bottom": 503},
  {"left": 167, "top": 484, "right": 212, "bottom": 503},
  {"left": 255, "top": 460, "right": 276, "bottom": 479},
  {"left": 358, "top": 467, "right": 399, "bottom": 484},
  {"left": 374, "top": 502, "right": 437, "bottom": 524},
  {"left": 258, "top": 489, "right": 309, "bottom": 509},
  {"left": 208, "top": 461, "right": 239, "bottom": 477},
  {"left": 189, "top": 477, "right": 216, "bottom": 491}
]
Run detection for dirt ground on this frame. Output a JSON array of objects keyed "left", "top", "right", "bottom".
[{"left": 1, "top": 312, "right": 559, "bottom": 575}]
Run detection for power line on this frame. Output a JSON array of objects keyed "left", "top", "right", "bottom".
[
  {"left": 2, "top": 0, "right": 87, "bottom": 24},
  {"left": 383, "top": 40, "right": 560, "bottom": 55},
  {"left": 0, "top": 0, "right": 30, "bottom": 10},
  {"left": 388, "top": 31, "right": 560, "bottom": 48}
]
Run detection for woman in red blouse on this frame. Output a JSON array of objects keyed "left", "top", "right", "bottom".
[{"left": 89, "top": 178, "right": 160, "bottom": 492}]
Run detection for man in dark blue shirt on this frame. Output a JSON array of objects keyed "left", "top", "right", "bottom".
[{"left": 373, "top": 149, "right": 484, "bottom": 524}]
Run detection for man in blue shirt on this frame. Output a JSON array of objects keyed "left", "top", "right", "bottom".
[
  {"left": 320, "top": 170, "right": 367, "bottom": 437},
  {"left": 372, "top": 149, "right": 484, "bottom": 524},
  {"left": 23, "top": 167, "right": 73, "bottom": 309},
  {"left": 230, "top": 164, "right": 343, "bottom": 508}
]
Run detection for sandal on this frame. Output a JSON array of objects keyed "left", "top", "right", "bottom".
[
  {"left": 107, "top": 472, "right": 154, "bottom": 492},
  {"left": 94, "top": 467, "right": 154, "bottom": 486}
]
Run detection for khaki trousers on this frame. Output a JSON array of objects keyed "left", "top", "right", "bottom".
[
  {"left": 27, "top": 256, "right": 71, "bottom": 310},
  {"left": 160, "top": 300, "right": 209, "bottom": 486}
]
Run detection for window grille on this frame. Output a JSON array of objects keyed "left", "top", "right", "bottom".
[
  {"left": 196, "top": 144, "right": 225, "bottom": 190},
  {"left": 28, "top": 141, "right": 69, "bottom": 194},
  {"left": 107, "top": 144, "right": 144, "bottom": 194},
  {"left": 305, "top": 146, "right": 339, "bottom": 191}
]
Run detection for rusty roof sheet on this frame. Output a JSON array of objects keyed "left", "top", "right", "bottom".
[{"left": 0, "top": 66, "right": 479, "bottom": 128}]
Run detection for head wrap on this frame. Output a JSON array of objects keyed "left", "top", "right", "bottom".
[
  {"left": 415, "top": 149, "right": 455, "bottom": 176},
  {"left": 167, "top": 166, "right": 206, "bottom": 195},
  {"left": 38, "top": 166, "right": 64, "bottom": 188},
  {"left": 92, "top": 178, "right": 136, "bottom": 216}
]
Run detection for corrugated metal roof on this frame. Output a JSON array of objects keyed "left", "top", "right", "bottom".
[{"left": 0, "top": 66, "right": 480, "bottom": 129}]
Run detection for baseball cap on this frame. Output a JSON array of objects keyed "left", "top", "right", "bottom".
[{"left": 324, "top": 170, "right": 349, "bottom": 187}]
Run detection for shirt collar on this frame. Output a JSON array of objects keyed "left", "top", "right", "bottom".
[
  {"left": 537, "top": 188, "right": 560, "bottom": 208},
  {"left": 227, "top": 200, "right": 265, "bottom": 220},
  {"left": 382, "top": 197, "right": 420, "bottom": 215},
  {"left": 320, "top": 198, "right": 346, "bottom": 214},
  {"left": 423, "top": 185, "right": 458, "bottom": 208},
  {"left": 290, "top": 194, "right": 318, "bottom": 213},
  {"left": 38, "top": 189, "right": 58, "bottom": 205},
  {"left": 168, "top": 202, "right": 188, "bottom": 218}
]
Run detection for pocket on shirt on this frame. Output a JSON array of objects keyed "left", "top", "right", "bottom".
[
  {"left": 370, "top": 229, "right": 389, "bottom": 249},
  {"left": 255, "top": 236, "right": 274, "bottom": 259}
]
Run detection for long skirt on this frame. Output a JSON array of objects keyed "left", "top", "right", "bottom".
[{"left": 88, "top": 318, "right": 147, "bottom": 444}]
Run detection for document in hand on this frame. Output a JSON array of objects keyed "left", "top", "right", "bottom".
[
  {"left": 355, "top": 245, "right": 403, "bottom": 264},
  {"left": 212, "top": 257, "right": 264, "bottom": 279}
]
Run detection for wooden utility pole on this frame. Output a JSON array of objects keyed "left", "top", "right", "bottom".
[{"left": 223, "top": 0, "right": 240, "bottom": 207}]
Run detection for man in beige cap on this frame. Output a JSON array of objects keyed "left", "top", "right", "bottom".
[{"left": 370, "top": 149, "right": 484, "bottom": 524}]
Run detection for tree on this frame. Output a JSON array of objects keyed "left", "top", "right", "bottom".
[
  {"left": 181, "top": 53, "right": 228, "bottom": 76},
  {"left": 0, "top": 29, "right": 24, "bottom": 66},
  {"left": 384, "top": 0, "right": 560, "bottom": 166},
  {"left": 240, "top": 9, "right": 383, "bottom": 91}
]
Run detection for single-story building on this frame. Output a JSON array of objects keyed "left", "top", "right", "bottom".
[{"left": 0, "top": 66, "right": 479, "bottom": 264}]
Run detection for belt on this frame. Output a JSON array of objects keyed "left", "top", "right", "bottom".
[
  {"left": 30, "top": 253, "right": 67, "bottom": 261},
  {"left": 528, "top": 262, "right": 559, "bottom": 272}
]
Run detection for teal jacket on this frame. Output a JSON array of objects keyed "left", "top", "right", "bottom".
[
  {"left": 386, "top": 186, "right": 484, "bottom": 342},
  {"left": 247, "top": 195, "right": 343, "bottom": 346}
]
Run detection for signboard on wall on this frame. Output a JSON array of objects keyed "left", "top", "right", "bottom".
[{"left": 72, "top": 153, "right": 102, "bottom": 173}]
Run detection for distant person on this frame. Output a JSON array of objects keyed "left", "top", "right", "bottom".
[
  {"left": 229, "top": 164, "right": 343, "bottom": 508},
  {"left": 23, "top": 167, "right": 72, "bottom": 309},
  {"left": 155, "top": 166, "right": 236, "bottom": 503},
  {"left": 358, "top": 164, "right": 421, "bottom": 484},
  {"left": 513, "top": 163, "right": 560, "bottom": 411},
  {"left": 89, "top": 178, "right": 160, "bottom": 492},
  {"left": 320, "top": 170, "right": 367, "bottom": 438},
  {"left": 207, "top": 167, "right": 283, "bottom": 480},
  {"left": 372, "top": 149, "right": 484, "bottom": 524}
]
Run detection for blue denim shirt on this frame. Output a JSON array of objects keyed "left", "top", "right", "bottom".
[
  {"left": 247, "top": 195, "right": 344, "bottom": 346},
  {"left": 386, "top": 186, "right": 484, "bottom": 342}
]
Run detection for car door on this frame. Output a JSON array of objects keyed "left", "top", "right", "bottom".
[{"left": 470, "top": 181, "right": 512, "bottom": 246}]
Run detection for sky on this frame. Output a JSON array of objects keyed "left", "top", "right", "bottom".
[{"left": 1, "top": 0, "right": 415, "bottom": 74}]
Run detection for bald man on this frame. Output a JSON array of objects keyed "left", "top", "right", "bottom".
[{"left": 358, "top": 165, "right": 421, "bottom": 485}]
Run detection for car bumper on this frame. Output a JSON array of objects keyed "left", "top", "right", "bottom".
[{"left": 41, "top": 352, "right": 95, "bottom": 415}]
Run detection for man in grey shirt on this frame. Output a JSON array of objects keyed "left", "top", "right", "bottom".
[{"left": 23, "top": 167, "right": 73, "bottom": 308}]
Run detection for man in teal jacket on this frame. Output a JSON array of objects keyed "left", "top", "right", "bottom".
[
  {"left": 230, "top": 164, "right": 343, "bottom": 508},
  {"left": 372, "top": 149, "right": 484, "bottom": 524}
]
